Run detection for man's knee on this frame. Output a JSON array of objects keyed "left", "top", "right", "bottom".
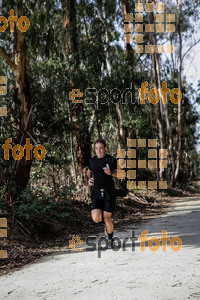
[
  {"left": 93, "top": 216, "right": 102, "bottom": 223},
  {"left": 92, "top": 213, "right": 102, "bottom": 223},
  {"left": 103, "top": 215, "right": 111, "bottom": 224}
]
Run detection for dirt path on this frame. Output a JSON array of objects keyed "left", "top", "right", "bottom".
[{"left": 0, "top": 194, "right": 200, "bottom": 300}]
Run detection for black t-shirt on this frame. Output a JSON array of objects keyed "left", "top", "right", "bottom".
[{"left": 89, "top": 154, "right": 117, "bottom": 190}]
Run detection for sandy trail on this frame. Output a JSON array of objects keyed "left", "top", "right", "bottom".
[{"left": 0, "top": 195, "right": 200, "bottom": 300}]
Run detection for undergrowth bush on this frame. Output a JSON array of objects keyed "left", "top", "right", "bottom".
[{"left": 0, "top": 184, "right": 75, "bottom": 222}]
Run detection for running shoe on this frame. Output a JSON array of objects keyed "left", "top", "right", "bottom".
[{"left": 107, "top": 238, "right": 117, "bottom": 249}]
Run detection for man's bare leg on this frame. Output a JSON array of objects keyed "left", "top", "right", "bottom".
[
  {"left": 91, "top": 209, "right": 103, "bottom": 223},
  {"left": 103, "top": 211, "right": 113, "bottom": 234}
]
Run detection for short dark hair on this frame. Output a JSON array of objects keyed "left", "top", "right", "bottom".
[{"left": 94, "top": 138, "right": 107, "bottom": 147}]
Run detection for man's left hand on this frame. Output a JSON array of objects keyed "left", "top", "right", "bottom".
[{"left": 103, "top": 167, "right": 112, "bottom": 175}]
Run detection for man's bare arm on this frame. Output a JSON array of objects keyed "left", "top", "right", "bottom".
[
  {"left": 86, "top": 168, "right": 94, "bottom": 186},
  {"left": 86, "top": 168, "right": 92, "bottom": 179},
  {"left": 112, "top": 169, "right": 119, "bottom": 177}
]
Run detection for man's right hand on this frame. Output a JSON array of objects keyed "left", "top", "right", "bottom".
[{"left": 88, "top": 178, "right": 94, "bottom": 186}]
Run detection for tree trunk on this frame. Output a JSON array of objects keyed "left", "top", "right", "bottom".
[
  {"left": 121, "top": 0, "right": 134, "bottom": 62},
  {"left": 62, "top": 0, "right": 92, "bottom": 183},
  {"left": 14, "top": 6, "right": 32, "bottom": 187},
  {"left": 163, "top": 101, "right": 176, "bottom": 187},
  {"left": 154, "top": 47, "right": 175, "bottom": 186},
  {"left": 175, "top": 2, "right": 183, "bottom": 182},
  {"left": 115, "top": 103, "right": 127, "bottom": 148},
  {"left": 148, "top": 12, "right": 165, "bottom": 180},
  {"left": 61, "top": 0, "right": 78, "bottom": 56},
  {"left": 0, "top": 5, "right": 32, "bottom": 189}
]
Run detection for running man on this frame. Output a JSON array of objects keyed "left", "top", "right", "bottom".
[{"left": 87, "top": 139, "right": 118, "bottom": 248}]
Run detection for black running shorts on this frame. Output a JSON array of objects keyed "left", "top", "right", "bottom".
[{"left": 91, "top": 188, "right": 116, "bottom": 213}]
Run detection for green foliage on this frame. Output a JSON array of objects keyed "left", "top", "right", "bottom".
[{"left": 8, "top": 185, "right": 75, "bottom": 222}]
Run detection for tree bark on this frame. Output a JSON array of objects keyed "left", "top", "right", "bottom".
[
  {"left": 0, "top": 5, "right": 32, "bottom": 188},
  {"left": 121, "top": 0, "right": 134, "bottom": 62},
  {"left": 61, "top": 0, "right": 78, "bottom": 56},
  {"left": 175, "top": 2, "right": 183, "bottom": 182},
  {"left": 148, "top": 12, "right": 165, "bottom": 180},
  {"left": 62, "top": 0, "right": 92, "bottom": 180},
  {"left": 14, "top": 6, "right": 32, "bottom": 187}
]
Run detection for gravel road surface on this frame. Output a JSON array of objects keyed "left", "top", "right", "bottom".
[{"left": 0, "top": 195, "right": 200, "bottom": 300}]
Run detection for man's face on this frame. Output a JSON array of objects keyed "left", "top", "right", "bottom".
[{"left": 95, "top": 142, "right": 107, "bottom": 158}]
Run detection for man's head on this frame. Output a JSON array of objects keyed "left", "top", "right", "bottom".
[{"left": 94, "top": 138, "right": 107, "bottom": 158}]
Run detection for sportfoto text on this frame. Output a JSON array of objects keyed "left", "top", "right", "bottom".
[
  {"left": 85, "top": 230, "right": 182, "bottom": 258},
  {"left": 85, "top": 81, "right": 182, "bottom": 108}
]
